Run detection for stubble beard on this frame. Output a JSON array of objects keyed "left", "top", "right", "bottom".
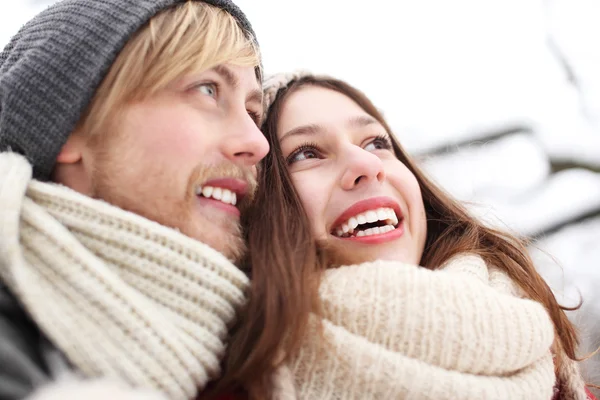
[{"left": 88, "top": 139, "right": 256, "bottom": 263}]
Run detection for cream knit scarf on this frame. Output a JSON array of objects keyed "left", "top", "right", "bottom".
[
  {"left": 274, "top": 255, "right": 562, "bottom": 400},
  {"left": 0, "top": 152, "right": 250, "bottom": 400}
]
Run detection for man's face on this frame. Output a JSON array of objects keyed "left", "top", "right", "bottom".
[{"left": 82, "top": 64, "right": 269, "bottom": 261}]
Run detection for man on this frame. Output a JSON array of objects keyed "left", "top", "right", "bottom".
[{"left": 0, "top": 1, "right": 268, "bottom": 399}]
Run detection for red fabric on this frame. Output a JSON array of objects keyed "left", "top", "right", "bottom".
[{"left": 586, "top": 387, "right": 598, "bottom": 400}]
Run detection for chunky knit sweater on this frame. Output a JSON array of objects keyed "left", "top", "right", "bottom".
[
  {"left": 273, "top": 255, "right": 558, "bottom": 399},
  {"left": 0, "top": 152, "right": 250, "bottom": 400}
]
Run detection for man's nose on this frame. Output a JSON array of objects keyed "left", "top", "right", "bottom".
[{"left": 221, "top": 112, "right": 270, "bottom": 167}]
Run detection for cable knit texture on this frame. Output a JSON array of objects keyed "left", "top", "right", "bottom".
[
  {"left": 0, "top": 152, "right": 250, "bottom": 400},
  {"left": 263, "top": 71, "right": 313, "bottom": 114},
  {"left": 272, "top": 254, "right": 557, "bottom": 400}
]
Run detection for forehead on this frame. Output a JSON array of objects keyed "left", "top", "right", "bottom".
[
  {"left": 215, "top": 64, "right": 261, "bottom": 91},
  {"left": 277, "top": 86, "right": 372, "bottom": 138}
]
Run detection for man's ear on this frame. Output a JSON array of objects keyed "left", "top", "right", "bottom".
[
  {"left": 56, "top": 132, "right": 86, "bottom": 164},
  {"left": 52, "top": 131, "right": 94, "bottom": 195}
]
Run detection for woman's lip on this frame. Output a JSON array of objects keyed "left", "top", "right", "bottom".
[
  {"left": 330, "top": 196, "right": 403, "bottom": 232},
  {"left": 333, "top": 220, "right": 404, "bottom": 244}
]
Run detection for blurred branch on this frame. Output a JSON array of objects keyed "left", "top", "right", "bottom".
[
  {"left": 551, "top": 160, "right": 600, "bottom": 174},
  {"left": 531, "top": 208, "right": 600, "bottom": 240},
  {"left": 543, "top": 0, "right": 596, "bottom": 125}
]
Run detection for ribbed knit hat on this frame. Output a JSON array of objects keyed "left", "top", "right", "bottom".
[
  {"left": 0, "top": 0, "right": 258, "bottom": 180},
  {"left": 263, "top": 70, "right": 315, "bottom": 114}
]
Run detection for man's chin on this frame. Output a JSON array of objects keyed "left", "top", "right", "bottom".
[
  {"left": 91, "top": 188, "right": 246, "bottom": 263},
  {"left": 185, "top": 225, "right": 246, "bottom": 264}
]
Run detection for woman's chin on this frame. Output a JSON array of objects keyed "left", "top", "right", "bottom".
[{"left": 319, "top": 238, "right": 417, "bottom": 267}]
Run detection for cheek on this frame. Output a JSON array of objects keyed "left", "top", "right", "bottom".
[
  {"left": 148, "top": 122, "right": 203, "bottom": 159},
  {"left": 395, "top": 163, "right": 421, "bottom": 198},
  {"left": 388, "top": 163, "right": 426, "bottom": 217},
  {"left": 123, "top": 106, "right": 208, "bottom": 163},
  {"left": 291, "top": 173, "right": 328, "bottom": 236},
  {"left": 406, "top": 174, "right": 425, "bottom": 211},
  {"left": 400, "top": 169, "right": 428, "bottom": 242}
]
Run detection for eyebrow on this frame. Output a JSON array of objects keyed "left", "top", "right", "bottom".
[
  {"left": 279, "top": 123, "right": 323, "bottom": 143},
  {"left": 214, "top": 64, "right": 262, "bottom": 105},
  {"left": 348, "top": 115, "right": 379, "bottom": 129},
  {"left": 280, "top": 115, "right": 381, "bottom": 143}
]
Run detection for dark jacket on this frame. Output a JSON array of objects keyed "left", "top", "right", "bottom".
[
  {"left": 0, "top": 284, "right": 61, "bottom": 400},
  {"left": 0, "top": 285, "right": 243, "bottom": 400}
]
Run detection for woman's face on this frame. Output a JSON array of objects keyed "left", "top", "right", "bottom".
[{"left": 276, "top": 85, "right": 427, "bottom": 266}]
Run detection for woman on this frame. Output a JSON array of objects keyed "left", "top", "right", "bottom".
[{"left": 213, "top": 72, "right": 596, "bottom": 400}]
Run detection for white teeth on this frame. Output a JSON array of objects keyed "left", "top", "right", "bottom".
[
  {"left": 333, "top": 207, "right": 400, "bottom": 237},
  {"left": 342, "top": 223, "right": 350, "bottom": 234},
  {"left": 353, "top": 225, "right": 396, "bottom": 238},
  {"left": 333, "top": 223, "right": 397, "bottom": 238},
  {"left": 365, "top": 211, "right": 378, "bottom": 223},
  {"left": 348, "top": 217, "right": 359, "bottom": 230},
  {"left": 196, "top": 185, "right": 238, "bottom": 206},
  {"left": 221, "top": 189, "right": 232, "bottom": 204},
  {"left": 380, "top": 225, "right": 395, "bottom": 234},
  {"left": 202, "top": 186, "right": 213, "bottom": 198}
]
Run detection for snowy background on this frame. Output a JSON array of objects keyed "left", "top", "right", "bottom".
[{"left": 2, "top": 0, "right": 599, "bottom": 390}]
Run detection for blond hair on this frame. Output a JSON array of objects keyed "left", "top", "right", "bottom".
[{"left": 78, "top": 1, "right": 260, "bottom": 136}]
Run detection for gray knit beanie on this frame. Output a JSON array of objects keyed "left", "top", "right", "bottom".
[{"left": 0, "top": 0, "right": 259, "bottom": 180}]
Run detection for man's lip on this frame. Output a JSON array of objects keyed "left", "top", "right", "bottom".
[
  {"left": 196, "top": 196, "right": 241, "bottom": 217},
  {"left": 330, "top": 196, "right": 403, "bottom": 232},
  {"left": 201, "top": 178, "right": 249, "bottom": 198}
]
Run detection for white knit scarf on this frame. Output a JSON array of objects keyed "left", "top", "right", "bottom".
[
  {"left": 274, "top": 255, "right": 562, "bottom": 400},
  {"left": 0, "top": 152, "right": 250, "bottom": 400}
]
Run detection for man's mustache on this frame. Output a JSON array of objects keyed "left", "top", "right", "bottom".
[{"left": 189, "top": 162, "right": 258, "bottom": 208}]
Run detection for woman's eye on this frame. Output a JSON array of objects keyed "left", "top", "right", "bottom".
[
  {"left": 196, "top": 83, "right": 217, "bottom": 98},
  {"left": 364, "top": 135, "right": 392, "bottom": 152},
  {"left": 287, "top": 144, "right": 322, "bottom": 165}
]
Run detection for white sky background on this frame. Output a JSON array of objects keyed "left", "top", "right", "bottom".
[
  {"left": 237, "top": 0, "right": 600, "bottom": 156},
  {"left": 2, "top": 0, "right": 599, "bottom": 157},
  {"left": 2, "top": 1, "right": 599, "bottom": 154}
]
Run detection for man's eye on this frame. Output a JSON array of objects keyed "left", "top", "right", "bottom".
[
  {"left": 196, "top": 83, "right": 217, "bottom": 97},
  {"left": 248, "top": 110, "right": 262, "bottom": 126}
]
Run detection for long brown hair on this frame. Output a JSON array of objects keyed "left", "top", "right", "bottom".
[{"left": 212, "top": 76, "right": 580, "bottom": 399}]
